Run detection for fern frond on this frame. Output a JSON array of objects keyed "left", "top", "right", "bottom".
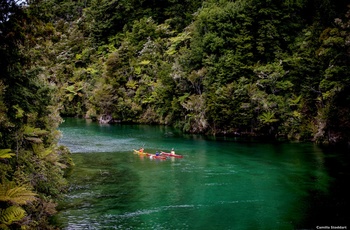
[
  {"left": 24, "top": 137, "right": 43, "bottom": 143},
  {"left": 0, "top": 206, "right": 26, "bottom": 225},
  {"left": 0, "top": 149, "right": 15, "bottom": 159},
  {"left": 31, "top": 144, "right": 54, "bottom": 159},
  {"left": 0, "top": 182, "right": 37, "bottom": 205},
  {"left": 289, "top": 94, "right": 302, "bottom": 105},
  {"left": 54, "top": 161, "right": 67, "bottom": 169},
  {"left": 40, "top": 147, "right": 54, "bottom": 158},
  {"left": 23, "top": 125, "right": 48, "bottom": 137},
  {"left": 0, "top": 223, "right": 10, "bottom": 230},
  {"left": 259, "top": 111, "right": 279, "bottom": 124}
]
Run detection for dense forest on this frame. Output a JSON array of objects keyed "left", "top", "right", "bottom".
[
  {"left": 27, "top": 0, "right": 350, "bottom": 144},
  {"left": 0, "top": 0, "right": 349, "bottom": 228}
]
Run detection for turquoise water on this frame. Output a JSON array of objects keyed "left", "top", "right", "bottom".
[{"left": 55, "top": 118, "right": 349, "bottom": 229}]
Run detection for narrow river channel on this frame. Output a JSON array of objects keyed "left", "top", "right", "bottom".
[{"left": 55, "top": 118, "right": 349, "bottom": 229}]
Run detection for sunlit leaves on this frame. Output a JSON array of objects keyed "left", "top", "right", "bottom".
[
  {"left": 0, "top": 149, "right": 15, "bottom": 159},
  {"left": 259, "top": 111, "right": 278, "bottom": 124},
  {"left": 12, "top": 105, "right": 24, "bottom": 119},
  {"left": 139, "top": 60, "right": 151, "bottom": 65},
  {"left": 64, "top": 84, "right": 84, "bottom": 102},
  {"left": 0, "top": 181, "right": 36, "bottom": 228},
  {"left": 0, "top": 182, "right": 37, "bottom": 205},
  {"left": 166, "top": 31, "right": 191, "bottom": 56},
  {"left": 0, "top": 206, "right": 26, "bottom": 226}
]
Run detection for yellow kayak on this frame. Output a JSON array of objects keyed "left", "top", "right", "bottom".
[{"left": 133, "top": 149, "right": 147, "bottom": 155}]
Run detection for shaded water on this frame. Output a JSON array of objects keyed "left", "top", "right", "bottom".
[{"left": 55, "top": 118, "right": 349, "bottom": 229}]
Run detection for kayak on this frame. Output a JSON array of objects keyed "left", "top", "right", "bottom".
[
  {"left": 146, "top": 153, "right": 167, "bottom": 160},
  {"left": 133, "top": 150, "right": 167, "bottom": 160},
  {"left": 133, "top": 149, "right": 147, "bottom": 155},
  {"left": 161, "top": 152, "right": 183, "bottom": 158}
]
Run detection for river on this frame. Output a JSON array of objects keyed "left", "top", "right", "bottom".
[{"left": 54, "top": 118, "right": 349, "bottom": 229}]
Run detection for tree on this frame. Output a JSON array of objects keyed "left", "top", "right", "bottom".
[
  {"left": 0, "top": 1, "right": 73, "bottom": 228},
  {"left": 314, "top": 5, "right": 350, "bottom": 144}
]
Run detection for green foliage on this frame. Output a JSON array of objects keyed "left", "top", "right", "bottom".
[
  {"left": 0, "top": 206, "right": 26, "bottom": 226},
  {"left": 89, "top": 83, "right": 118, "bottom": 115},
  {"left": 181, "top": 94, "right": 208, "bottom": 133},
  {"left": 0, "top": 181, "right": 37, "bottom": 229},
  {"left": 49, "top": 0, "right": 347, "bottom": 143},
  {"left": 2, "top": 7, "right": 349, "bottom": 218},
  {"left": 0, "top": 181, "right": 37, "bottom": 205},
  {"left": 1, "top": 1, "right": 74, "bottom": 228},
  {"left": 259, "top": 111, "right": 279, "bottom": 125},
  {"left": 1, "top": 2, "right": 350, "bottom": 228},
  {"left": 0, "top": 149, "right": 15, "bottom": 159},
  {"left": 166, "top": 31, "right": 191, "bottom": 55},
  {"left": 254, "top": 61, "right": 293, "bottom": 95}
]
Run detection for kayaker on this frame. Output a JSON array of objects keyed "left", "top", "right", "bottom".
[
  {"left": 156, "top": 151, "right": 160, "bottom": 156},
  {"left": 139, "top": 147, "right": 144, "bottom": 153},
  {"left": 170, "top": 148, "right": 175, "bottom": 155}
]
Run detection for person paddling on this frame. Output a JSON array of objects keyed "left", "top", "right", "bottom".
[
  {"left": 170, "top": 148, "right": 175, "bottom": 155},
  {"left": 139, "top": 147, "right": 144, "bottom": 153}
]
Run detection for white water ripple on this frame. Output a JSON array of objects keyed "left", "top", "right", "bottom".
[{"left": 112, "top": 200, "right": 259, "bottom": 218}]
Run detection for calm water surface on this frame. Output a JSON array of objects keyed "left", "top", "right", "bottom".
[{"left": 55, "top": 118, "right": 349, "bottom": 229}]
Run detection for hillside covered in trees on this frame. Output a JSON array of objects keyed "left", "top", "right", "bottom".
[
  {"left": 0, "top": 0, "right": 349, "bottom": 227},
  {"left": 26, "top": 0, "right": 349, "bottom": 144}
]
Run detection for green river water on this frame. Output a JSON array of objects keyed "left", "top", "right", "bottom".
[{"left": 55, "top": 118, "right": 349, "bottom": 230}]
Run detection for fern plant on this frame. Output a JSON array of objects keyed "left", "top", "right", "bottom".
[
  {"left": 0, "top": 181, "right": 37, "bottom": 228},
  {"left": 0, "top": 149, "right": 15, "bottom": 159},
  {"left": 0, "top": 181, "right": 37, "bottom": 205},
  {"left": 0, "top": 206, "right": 26, "bottom": 226},
  {"left": 259, "top": 111, "right": 279, "bottom": 124}
]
